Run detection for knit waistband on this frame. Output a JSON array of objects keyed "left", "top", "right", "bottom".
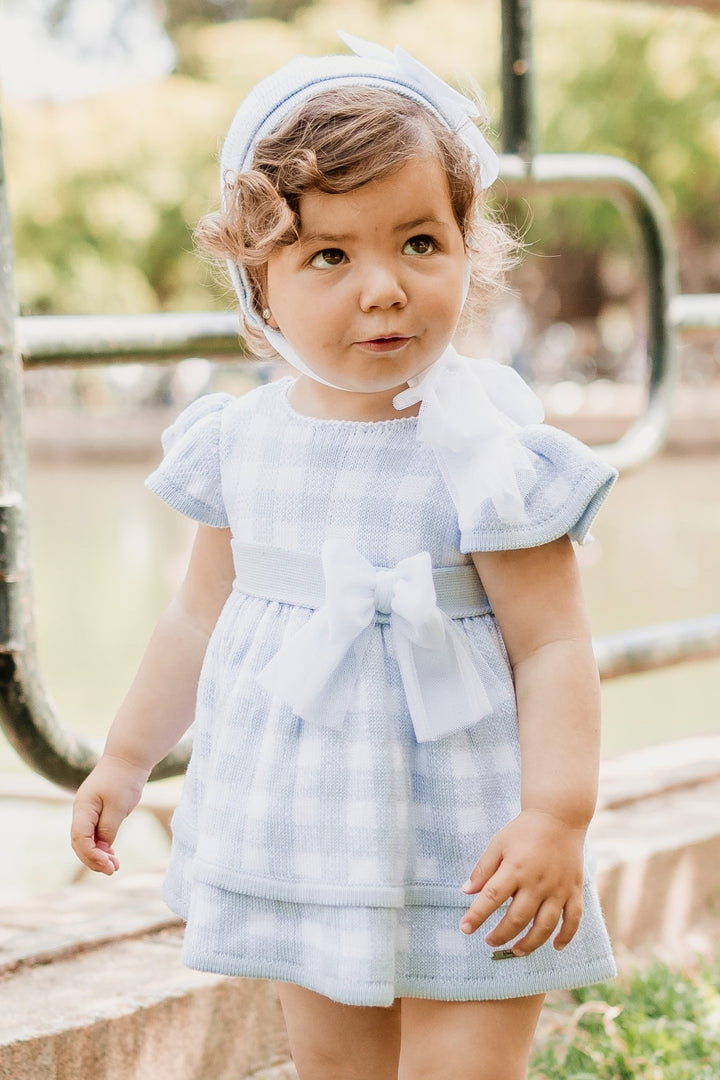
[{"left": 231, "top": 540, "right": 492, "bottom": 619}]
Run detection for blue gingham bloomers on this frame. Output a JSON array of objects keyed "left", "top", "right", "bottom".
[{"left": 145, "top": 376, "right": 618, "bottom": 1006}]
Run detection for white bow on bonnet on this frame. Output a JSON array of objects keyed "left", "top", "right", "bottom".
[{"left": 220, "top": 30, "right": 545, "bottom": 534}]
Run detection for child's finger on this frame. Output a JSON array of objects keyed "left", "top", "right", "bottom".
[
  {"left": 96, "top": 840, "right": 120, "bottom": 872},
  {"left": 70, "top": 799, "right": 98, "bottom": 858},
  {"left": 553, "top": 894, "right": 583, "bottom": 951},
  {"left": 459, "top": 866, "right": 516, "bottom": 935},
  {"left": 91, "top": 805, "right": 127, "bottom": 873},
  {"left": 505, "top": 898, "right": 563, "bottom": 955},
  {"left": 71, "top": 811, "right": 117, "bottom": 874},
  {"left": 94, "top": 804, "right": 125, "bottom": 851},
  {"left": 483, "top": 888, "right": 539, "bottom": 947},
  {"left": 461, "top": 839, "right": 502, "bottom": 895},
  {"left": 71, "top": 796, "right": 121, "bottom": 874}
]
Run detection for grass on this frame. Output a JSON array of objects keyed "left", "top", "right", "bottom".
[{"left": 530, "top": 954, "right": 720, "bottom": 1079}]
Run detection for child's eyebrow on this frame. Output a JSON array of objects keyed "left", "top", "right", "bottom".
[
  {"left": 392, "top": 216, "right": 449, "bottom": 233},
  {"left": 299, "top": 231, "right": 353, "bottom": 247},
  {"left": 299, "top": 217, "right": 450, "bottom": 247}
]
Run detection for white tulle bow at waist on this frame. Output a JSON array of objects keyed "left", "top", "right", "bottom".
[{"left": 256, "top": 539, "right": 502, "bottom": 742}]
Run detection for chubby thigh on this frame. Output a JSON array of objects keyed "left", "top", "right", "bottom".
[{"left": 275, "top": 982, "right": 545, "bottom": 1080}]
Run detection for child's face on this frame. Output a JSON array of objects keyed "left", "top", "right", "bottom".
[{"left": 265, "top": 151, "right": 467, "bottom": 397}]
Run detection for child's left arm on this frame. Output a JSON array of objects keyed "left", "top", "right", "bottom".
[{"left": 460, "top": 535, "right": 600, "bottom": 955}]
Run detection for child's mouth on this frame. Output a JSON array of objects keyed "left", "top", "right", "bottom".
[{"left": 358, "top": 336, "right": 411, "bottom": 353}]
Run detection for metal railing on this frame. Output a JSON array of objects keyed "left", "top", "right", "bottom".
[{"left": 0, "top": 0, "right": 718, "bottom": 790}]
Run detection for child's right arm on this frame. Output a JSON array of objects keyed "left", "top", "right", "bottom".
[{"left": 71, "top": 524, "right": 234, "bottom": 876}]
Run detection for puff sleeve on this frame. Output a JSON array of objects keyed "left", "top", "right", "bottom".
[
  {"left": 144, "top": 393, "right": 234, "bottom": 527},
  {"left": 459, "top": 424, "right": 617, "bottom": 553}
]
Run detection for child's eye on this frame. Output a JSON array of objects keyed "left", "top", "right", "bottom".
[
  {"left": 310, "top": 248, "right": 346, "bottom": 268},
  {"left": 403, "top": 235, "right": 436, "bottom": 256}
]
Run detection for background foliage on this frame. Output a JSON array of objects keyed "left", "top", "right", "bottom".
[
  {"left": 2, "top": 0, "right": 719, "bottom": 318},
  {"left": 530, "top": 955, "right": 720, "bottom": 1079}
]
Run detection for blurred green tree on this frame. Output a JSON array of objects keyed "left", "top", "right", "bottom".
[{"left": 3, "top": 0, "right": 719, "bottom": 318}]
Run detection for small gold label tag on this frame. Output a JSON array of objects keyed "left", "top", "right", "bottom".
[{"left": 491, "top": 948, "right": 517, "bottom": 961}]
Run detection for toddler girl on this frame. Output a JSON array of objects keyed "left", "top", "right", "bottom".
[{"left": 72, "top": 33, "right": 617, "bottom": 1080}]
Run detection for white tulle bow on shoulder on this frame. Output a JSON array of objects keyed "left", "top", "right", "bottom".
[{"left": 394, "top": 346, "right": 545, "bottom": 529}]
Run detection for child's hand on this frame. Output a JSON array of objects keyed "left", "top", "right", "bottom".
[
  {"left": 459, "top": 808, "right": 585, "bottom": 955},
  {"left": 71, "top": 754, "right": 150, "bottom": 876}
]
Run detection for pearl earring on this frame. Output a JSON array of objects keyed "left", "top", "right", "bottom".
[{"left": 262, "top": 308, "right": 271, "bottom": 322}]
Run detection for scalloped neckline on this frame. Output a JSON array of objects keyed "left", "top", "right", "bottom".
[{"left": 277, "top": 377, "right": 419, "bottom": 431}]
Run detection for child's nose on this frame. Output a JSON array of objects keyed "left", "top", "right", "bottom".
[{"left": 358, "top": 263, "right": 407, "bottom": 311}]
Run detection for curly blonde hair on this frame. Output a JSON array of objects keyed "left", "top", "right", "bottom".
[{"left": 196, "top": 86, "right": 517, "bottom": 358}]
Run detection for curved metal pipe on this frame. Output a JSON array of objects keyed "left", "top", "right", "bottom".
[
  {"left": 595, "top": 613, "right": 720, "bottom": 680},
  {"left": 499, "top": 152, "right": 680, "bottom": 471},
  {"left": 18, "top": 311, "right": 244, "bottom": 368},
  {"left": 0, "top": 114, "right": 192, "bottom": 791}
]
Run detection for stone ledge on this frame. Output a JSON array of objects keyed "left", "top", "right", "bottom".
[
  {"left": 0, "top": 927, "right": 290, "bottom": 1080},
  {"left": 598, "top": 734, "right": 720, "bottom": 809},
  {"left": 592, "top": 776, "right": 720, "bottom": 955},
  {"left": 0, "top": 871, "right": 179, "bottom": 978},
  {"left": 592, "top": 736, "right": 720, "bottom": 957}
]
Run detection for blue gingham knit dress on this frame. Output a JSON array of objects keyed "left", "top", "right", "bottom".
[{"left": 145, "top": 375, "right": 618, "bottom": 1006}]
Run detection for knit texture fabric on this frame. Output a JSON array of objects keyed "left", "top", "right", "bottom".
[{"left": 144, "top": 377, "right": 617, "bottom": 1005}]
